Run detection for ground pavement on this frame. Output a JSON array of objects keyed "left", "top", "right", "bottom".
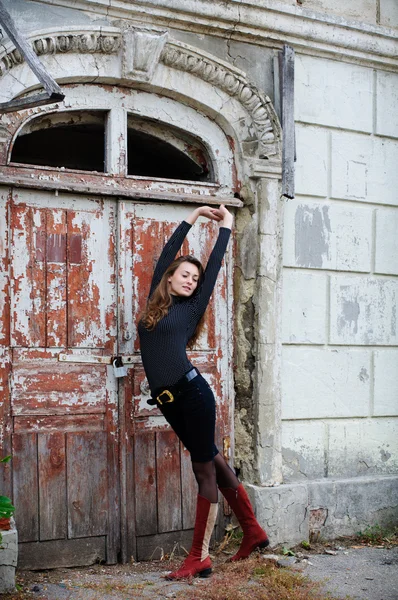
[{"left": 5, "top": 543, "right": 398, "bottom": 600}]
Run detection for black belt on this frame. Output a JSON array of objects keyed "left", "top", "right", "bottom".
[{"left": 147, "top": 368, "right": 198, "bottom": 406}]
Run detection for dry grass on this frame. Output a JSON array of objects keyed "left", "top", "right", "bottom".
[{"left": 174, "top": 555, "right": 344, "bottom": 600}]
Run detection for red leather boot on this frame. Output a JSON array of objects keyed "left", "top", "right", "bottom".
[
  {"left": 166, "top": 495, "right": 218, "bottom": 580},
  {"left": 220, "top": 483, "right": 269, "bottom": 561}
]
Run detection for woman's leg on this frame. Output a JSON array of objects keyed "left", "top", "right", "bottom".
[
  {"left": 214, "top": 453, "right": 269, "bottom": 560},
  {"left": 167, "top": 461, "right": 218, "bottom": 580},
  {"left": 166, "top": 378, "right": 219, "bottom": 580},
  {"left": 214, "top": 453, "right": 239, "bottom": 489},
  {"left": 191, "top": 459, "right": 218, "bottom": 502}
]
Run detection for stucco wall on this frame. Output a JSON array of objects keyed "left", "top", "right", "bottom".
[{"left": 281, "top": 52, "right": 398, "bottom": 481}]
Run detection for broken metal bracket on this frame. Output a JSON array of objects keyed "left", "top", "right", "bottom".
[{"left": 0, "top": 0, "right": 65, "bottom": 113}]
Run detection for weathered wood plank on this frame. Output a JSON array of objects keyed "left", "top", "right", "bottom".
[
  {"left": 66, "top": 205, "right": 116, "bottom": 349},
  {"left": 11, "top": 362, "right": 107, "bottom": 415},
  {"left": 12, "top": 433, "right": 39, "bottom": 542},
  {"left": 104, "top": 367, "right": 120, "bottom": 564},
  {"left": 46, "top": 209, "right": 68, "bottom": 347},
  {"left": 279, "top": 44, "right": 295, "bottom": 199},
  {"left": 136, "top": 527, "right": 220, "bottom": 561},
  {"left": 0, "top": 192, "right": 10, "bottom": 346},
  {"left": 180, "top": 443, "right": 197, "bottom": 530},
  {"left": 156, "top": 430, "right": 182, "bottom": 533},
  {"left": 0, "top": 166, "right": 242, "bottom": 206},
  {"left": 38, "top": 433, "right": 67, "bottom": 541},
  {"left": 133, "top": 431, "right": 157, "bottom": 536},
  {"left": 123, "top": 389, "right": 137, "bottom": 562},
  {"left": 131, "top": 218, "right": 164, "bottom": 353},
  {"left": 0, "top": 349, "right": 12, "bottom": 498},
  {"left": 18, "top": 537, "right": 106, "bottom": 570},
  {"left": 137, "top": 529, "right": 194, "bottom": 561},
  {"left": 10, "top": 205, "right": 46, "bottom": 347},
  {"left": 14, "top": 414, "right": 105, "bottom": 434},
  {"left": 67, "top": 432, "right": 108, "bottom": 538}
]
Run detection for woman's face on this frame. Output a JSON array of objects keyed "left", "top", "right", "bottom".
[{"left": 168, "top": 261, "right": 200, "bottom": 297}]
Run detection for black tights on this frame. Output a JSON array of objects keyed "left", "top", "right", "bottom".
[{"left": 192, "top": 453, "right": 239, "bottom": 503}]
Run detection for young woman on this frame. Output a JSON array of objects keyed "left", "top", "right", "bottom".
[{"left": 138, "top": 204, "right": 269, "bottom": 580}]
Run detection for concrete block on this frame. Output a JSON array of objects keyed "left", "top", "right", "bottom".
[
  {"left": 331, "top": 132, "right": 398, "bottom": 206},
  {"left": 0, "top": 566, "right": 15, "bottom": 594},
  {"left": 376, "top": 71, "right": 398, "bottom": 138},
  {"left": 0, "top": 528, "right": 17, "bottom": 594},
  {"left": 307, "top": 475, "right": 398, "bottom": 539},
  {"left": 330, "top": 276, "right": 398, "bottom": 345},
  {"left": 373, "top": 350, "right": 398, "bottom": 416},
  {"left": 328, "top": 419, "right": 398, "bottom": 477},
  {"left": 282, "top": 421, "right": 326, "bottom": 481},
  {"left": 375, "top": 208, "right": 398, "bottom": 275},
  {"left": 282, "top": 270, "right": 327, "bottom": 344},
  {"left": 282, "top": 347, "right": 370, "bottom": 419},
  {"left": 295, "top": 125, "right": 328, "bottom": 197},
  {"left": 295, "top": 55, "right": 373, "bottom": 132},
  {"left": 380, "top": 0, "right": 398, "bottom": 28},
  {"left": 0, "top": 529, "right": 18, "bottom": 566},
  {"left": 249, "top": 476, "right": 398, "bottom": 545},
  {"left": 283, "top": 199, "right": 372, "bottom": 272},
  {"left": 247, "top": 482, "right": 309, "bottom": 546}
]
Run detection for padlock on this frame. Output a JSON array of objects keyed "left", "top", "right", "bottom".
[{"left": 113, "top": 357, "right": 128, "bottom": 378}]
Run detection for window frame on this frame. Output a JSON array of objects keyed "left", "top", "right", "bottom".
[{"left": 4, "top": 86, "right": 241, "bottom": 206}]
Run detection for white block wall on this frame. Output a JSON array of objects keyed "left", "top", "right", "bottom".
[
  {"left": 277, "top": 0, "right": 398, "bottom": 29},
  {"left": 281, "top": 53, "right": 398, "bottom": 481}
]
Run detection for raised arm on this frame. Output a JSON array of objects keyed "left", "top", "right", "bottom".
[
  {"left": 191, "top": 205, "right": 233, "bottom": 320},
  {"left": 149, "top": 221, "right": 191, "bottom": 298},
  {"left": 148, "top": 206, "right": 222, "bottom": 298}
]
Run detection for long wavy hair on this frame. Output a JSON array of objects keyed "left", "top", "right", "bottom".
[{"left": 141, "top": 255, "right": 206, "bottom": 348}]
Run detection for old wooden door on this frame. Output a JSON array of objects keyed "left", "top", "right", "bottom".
[
  {"left": 1, "top": 192, "right": 233, "bottom": 568},
  {"left": 2, "top": 188, "right": 119, "bottom": 569}
]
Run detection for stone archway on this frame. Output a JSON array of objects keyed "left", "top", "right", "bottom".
[{"left": 0, "top": 24, "right": 283, "bottom": 493}]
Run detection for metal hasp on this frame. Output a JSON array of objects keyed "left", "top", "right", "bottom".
[
  {"left": 0, "top": 0, "right": 64, "bottom": 112},
  {"left": 278, "top": 44, "right": 295, "bottom": 199}
]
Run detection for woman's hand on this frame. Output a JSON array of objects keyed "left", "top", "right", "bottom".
[
  {"left": 185, "top": 206, "right": 222, "bottom": 225},
  {"left": 185, "top": 205, "right": 233, "bottom": 228},
  {"left": 217, "top": 204, "right": 234, "bottom": 229}
]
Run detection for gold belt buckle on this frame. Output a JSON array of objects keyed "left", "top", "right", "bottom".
[{"left": 156, "top": 390, "right": 174, "bottom": 405}]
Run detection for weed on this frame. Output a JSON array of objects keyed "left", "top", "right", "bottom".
[
  {"left": 301, "top": 540, "right": 311, "bottom": 550},
  {"left": 282, "top": 546, "right": 295, "bottom": 556},
  {"left": 355, "top": 523, "right": 398, "bottom": 545},
  {"left": 174, "top": 555, "right": 346, "bottom": 600}
]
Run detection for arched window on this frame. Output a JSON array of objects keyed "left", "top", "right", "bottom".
[
  {"left": 11, "top": 111, "right": 106, "bottom": 172},
  {"left": 127, "top": 116, "right": 211, "bottom": 181},
  {"left": 11, "top": 110, "right": 213, "bottom": 182}
]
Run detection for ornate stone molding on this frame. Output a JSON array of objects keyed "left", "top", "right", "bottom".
[
  {"left": 0, "top": 31, "right": 121, "bottom": 77},
  {"left": 122, "top": 27, "right": 168, "bottom": 82},
  {"left": 160, "top": 42, "right": 281, "bottom": 159},
  {"left": 0, "top": 27, "right": 281, "bottom": 159}
]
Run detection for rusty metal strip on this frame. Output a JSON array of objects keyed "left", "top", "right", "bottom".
[{"left": 58, "top": 353, "right": 140, "bottom": 365}]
